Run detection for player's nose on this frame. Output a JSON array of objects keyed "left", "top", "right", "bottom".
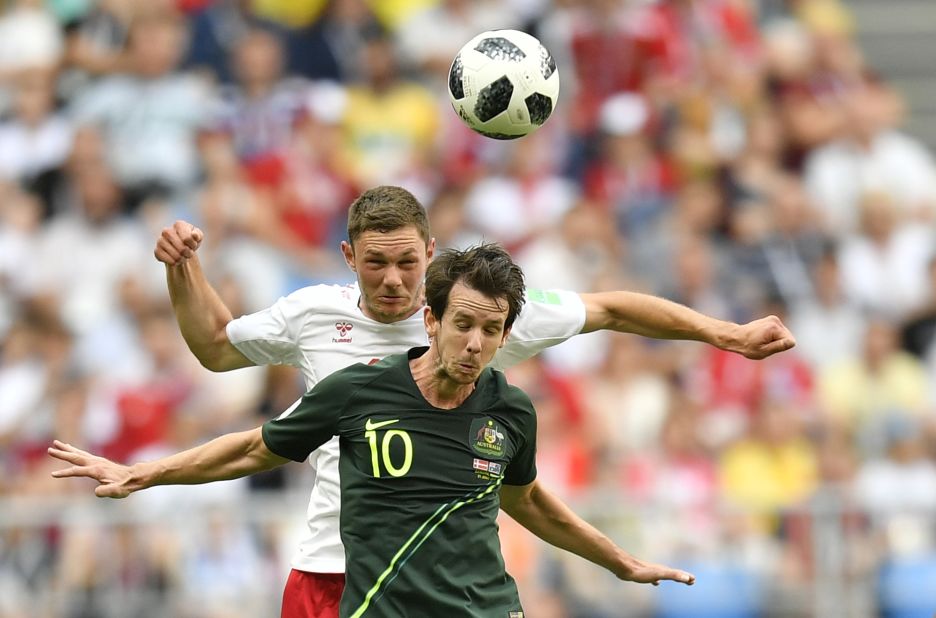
[
  {"left": 383, "top": 266, "right": 403, "bottom": 288},
  {"left": 465, "top": 330, "right": 483, "bottom": 353}
]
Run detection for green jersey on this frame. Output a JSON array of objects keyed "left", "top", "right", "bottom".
[{"left": 262, "top": 347, "right": 537, "bottom": 618}]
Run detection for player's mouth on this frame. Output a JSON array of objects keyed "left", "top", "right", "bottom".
[{"left": 456, "top": 362, "right": 477, "bottom": 372}]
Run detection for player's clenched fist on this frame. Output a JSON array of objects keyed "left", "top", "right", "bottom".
[
  {"left": 154, "top": 220, "right": 204, "bottom": 266},
  {"left": 732, "top": 314, "right": 797, "bottom": 360}
]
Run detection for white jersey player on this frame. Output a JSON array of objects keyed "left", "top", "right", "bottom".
[{"left": 155, "top": 186, "right": 795, "bottom": 617}]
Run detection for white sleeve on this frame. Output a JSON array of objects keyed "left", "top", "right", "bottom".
[
  {"left": 491, "top": 289, "right": 586, "bottom": 370},
  {"left": 225, "top": 289, "right": 310, "bottom": 367}
]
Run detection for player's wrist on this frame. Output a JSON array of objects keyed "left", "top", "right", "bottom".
[
  {"left": 707, "top": 319, "right": 743, "bottom": 353},
  {"left": 610, "top": 550, "right": 641, "bottom": 580},
  {"left": 126, "top": 462, "right": 154, "bottom": 493}
]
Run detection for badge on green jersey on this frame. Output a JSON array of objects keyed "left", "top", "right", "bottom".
[{"left": 470, "top": 418, "right": 506, "bottom": 457}]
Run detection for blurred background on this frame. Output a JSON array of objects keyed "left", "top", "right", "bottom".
[{"left": 1, "top": 0, "right": 936, "bottom": 616}]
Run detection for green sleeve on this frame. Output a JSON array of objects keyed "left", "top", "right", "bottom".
[
  {"left": 261, "top": 367, "right": 361, "bottom": 462},
  {"left": 502, "top": 388, "right": 538, "bottom": 487}
]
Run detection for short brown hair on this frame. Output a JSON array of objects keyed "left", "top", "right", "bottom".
[
  {"left": 346, "top": 186, "right": 430, "bottom": 246},
  {"left": 425, "top": 243, "right": 526, "bottom": 330}
]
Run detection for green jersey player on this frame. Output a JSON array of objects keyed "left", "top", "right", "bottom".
[{"left": 49, "top": 244, "right": 695, "bottom": 617}]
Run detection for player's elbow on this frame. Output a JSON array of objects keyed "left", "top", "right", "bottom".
[
  {"left": 190, "top": 342, "right": 249, "bottom": 373},
  {"left": 196, "top": 352, "right": 229, "bottom": 372}
]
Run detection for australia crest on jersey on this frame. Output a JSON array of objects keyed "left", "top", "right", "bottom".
[
  {"left": 469, "top": 418, "right": 505, "bottom": 458},
  {"left": 333, "top": 321, "right": 353, "bottom": 343}
]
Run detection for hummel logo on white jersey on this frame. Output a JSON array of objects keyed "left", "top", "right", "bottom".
[{"left": 333, "top": 321, "right": 354, "bottom": 343}]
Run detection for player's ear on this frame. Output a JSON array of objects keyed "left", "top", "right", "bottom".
[
  {"left": 499, "top": 326, "right": 511, "bottom": 348},
  {"left": 340, "top": 240, "right": 356, "bottom": 272},
  {"left": 425, "top": 237, "right": 436, "bottom": 261},
  {"left": 424, "top": 307, "right": 437, "bottom": 339}
]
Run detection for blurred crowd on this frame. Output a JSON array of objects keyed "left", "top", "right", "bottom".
[{"left": 2, "top": 0, "right": 936, "bottom": 616}]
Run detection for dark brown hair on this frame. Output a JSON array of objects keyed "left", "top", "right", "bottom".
[
  {"left": 425, "top": 243, "right": 526, "bottom": 330},
  {"left": 346, "top": 186, "right": 430, "bottom": 246}
]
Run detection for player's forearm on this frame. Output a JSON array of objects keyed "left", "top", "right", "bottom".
[
  {"left": 166, "top": 256, "right": 251, "bottom": 371},
  {"left": 130, "top": 428, "right": 286, "bottom": 492},
  {"left": 501, "top": 482, "right": 637, "bottom": 577},
  {"left": 579, "top": 291, "right": 741, "bottom": 350}
]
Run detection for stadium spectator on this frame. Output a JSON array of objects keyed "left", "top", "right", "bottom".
[
  {"left": 582, "top": 333, "right": 673, "bottom": 456},
  {"left": 803, "top": 86, "right": 936, "bottom": 234},
  {"left": 0, "top": 185, "right": 42, "bottom": 335},
  {"left": 340, "top": 33, "right": 440, "bottom": 190},
  {"left": 395, "top": 0, "right": 518, "bottom": 82},
  {"left": 0, "top": 1, "right": 63, "bottom": 84},
  {"left": 18, "top": 162, "right": 161, "bottom": 336},
  {"left": 184, "top": 0, "right": 288, "bottom": 84},
  {"left": 620, "top": 399, "right": 719, "bottom": 554},
  {"left": 240, "top": 83, "right": 358, "bottom": 259},
  {"left": 516, "top": 200, "right": 621, "bottom": 294},
  {"left": 788, "top": 246, "right": 865, "bottom": 372},
  {"left": 464, "top": 127, "right": 579, "bottom": 252},
  {"left": 854, "top": 417, "right": 936, "bottom": 556},
  {"left": 837, "top": 192, "right": 935, "bottom": 319},
  {"left": 212, "top": 27, "right": 307, "bottom": 162},
  {"left": 59, "top": 0, "right": 135, "bottom": 95},
  {"left": 718, "top": 399, "right": 819, "bottom": 534},
  {"left": 819, "top": 319, "right": 930, "bottom": 456},
  {"left": 0, "top": 69, "right": 73, "bottom": 186},
  {"left": 287, "top": 0, "right": 384, "bottom": 82},
  {"left": 582, "top": 92, "right": 677, "bottom": 238},
  {"left": 69, "top": 10, "right": 212, "bottom": 205}
]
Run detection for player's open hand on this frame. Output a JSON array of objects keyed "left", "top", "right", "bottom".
[
  {"left": 154, "top": 220, "right": 204, "bottom": 266},
  {"left": 48, "top": 440, "right": 136, "bottom": 498},
  {"left": 617, "top": 558, "right": 696, "bottom": 587},
  {"left": 730, "top": 314, "right": 796, "bottom": 360}
]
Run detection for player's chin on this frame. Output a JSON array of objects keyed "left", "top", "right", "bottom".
[{"left": 372, "top": 300, "right": 416, "bottom": 320}]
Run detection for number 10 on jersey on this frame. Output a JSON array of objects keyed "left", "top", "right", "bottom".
[{"left": 364, "top": 419, "right": 413, "bottom": 478}]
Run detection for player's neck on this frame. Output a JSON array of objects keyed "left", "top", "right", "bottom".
[{"left": 409, "top": 352, "right": 475, "bottom": 410}]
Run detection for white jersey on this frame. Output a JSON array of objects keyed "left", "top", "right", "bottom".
[{"left": 227, "top": 282, "right": 586, "bottom": 573}]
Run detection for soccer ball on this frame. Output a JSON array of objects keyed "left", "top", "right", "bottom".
[{"left": 448, "top": 29, "right": 560, "bottom": 140}]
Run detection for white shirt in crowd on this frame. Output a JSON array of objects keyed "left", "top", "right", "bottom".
[
  {"left": 837, "top": 224, "right": 935, "bottom": 320},
  {"left": 804, "top": 131, "right": 936, "bottom": 234},
  {"left": 69, "top": 74, "right": 210, "bottom": 189}
]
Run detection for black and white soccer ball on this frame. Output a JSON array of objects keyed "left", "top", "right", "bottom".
[{"left": 448, "top": 29, "right": 560, "bottom": 140}]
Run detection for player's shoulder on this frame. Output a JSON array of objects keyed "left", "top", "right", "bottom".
[
  {"left": 507, "top": 288, "right": 585, "bottom": 335},
  {"left": 329, "top": 352, "right": 397, "bottom": 383},
  {"left": 486, "top": 370, "right": 536, "bottom": 415},
  {"left": 279, "top": 282, "right": 360, "bottom": 313},
  {"left": 310, "top": 355, "right": 396, "bottom": 401}
]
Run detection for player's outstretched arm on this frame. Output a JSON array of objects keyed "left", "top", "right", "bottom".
[
  {"left": 154, "top": 220, "right": 254, "bottom": 371},
  {"left": 499, "top": 480, "right": 695, "bottom": 586},
  {"left": 579, "top": 291, "right": 796, "bottom": 360},
  {"left": 48, "top": 428, "right": 289, "bottom": 498}
]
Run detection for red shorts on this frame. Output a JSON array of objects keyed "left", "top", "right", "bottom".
[{"left": 281, "top": 569, "right": 345, "bottom": 618}]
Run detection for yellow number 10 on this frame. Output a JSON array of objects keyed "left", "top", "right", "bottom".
[{"left": 365, "top": 429, "right": 413, "bottom": 478}]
